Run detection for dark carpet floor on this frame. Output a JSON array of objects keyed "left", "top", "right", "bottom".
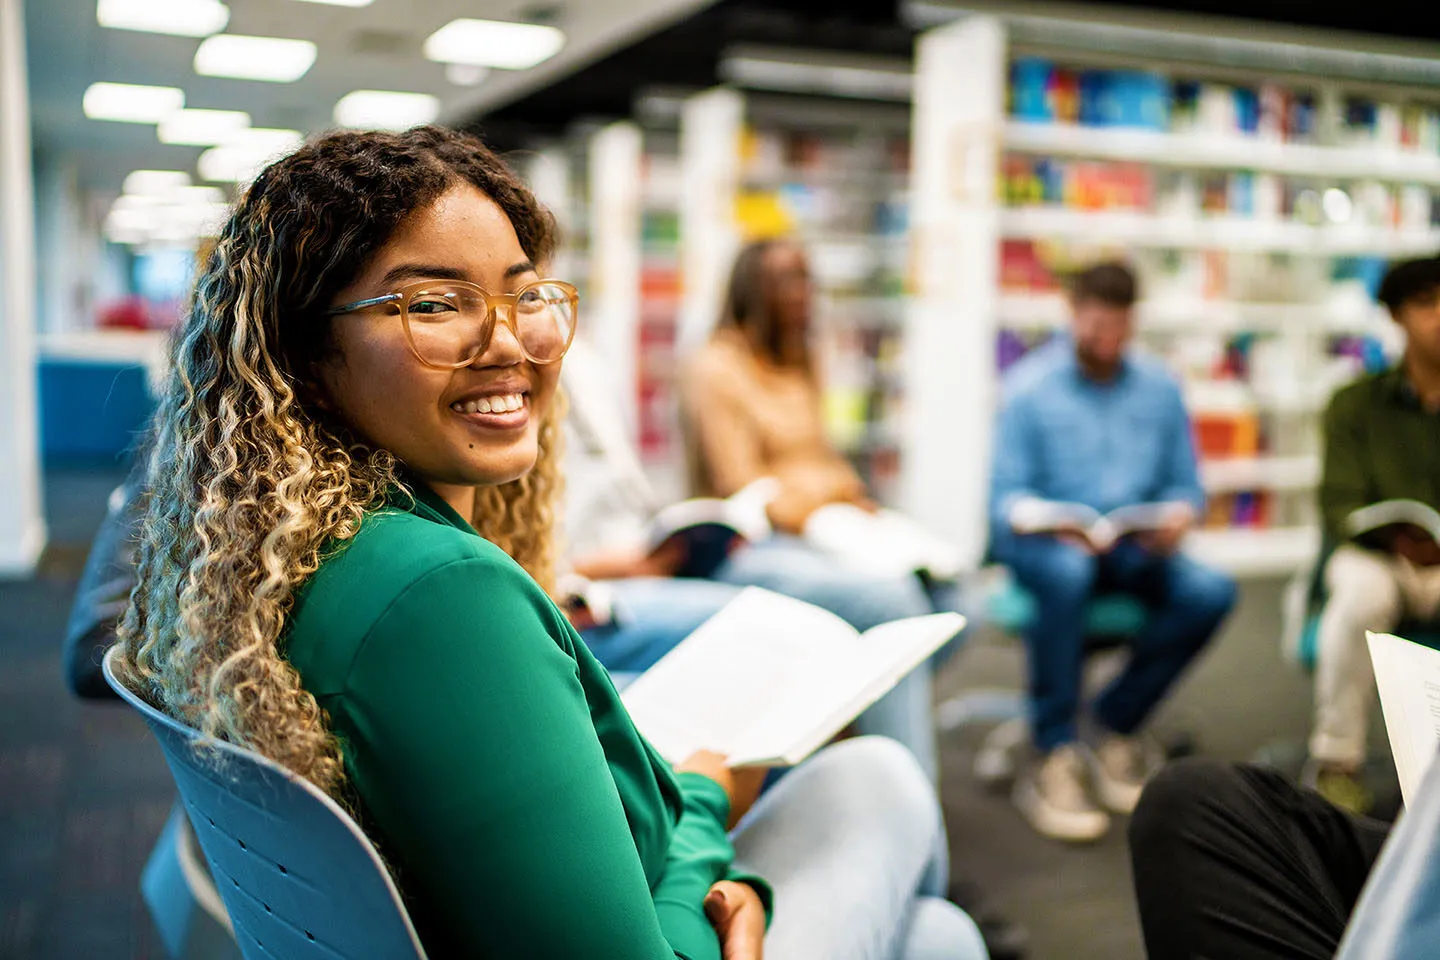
[{"left": 0, "top": 463, "right": 1387, "bottom": 959}]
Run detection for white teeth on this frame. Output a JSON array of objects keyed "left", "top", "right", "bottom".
[{"left": 454, "top": 393, "right": 525, "bottom": 415}]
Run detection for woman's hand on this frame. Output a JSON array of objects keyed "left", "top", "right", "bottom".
[
  {"left": 676, "top": 750, "right": 770, "bottom": 829},
  {"left": 704, "top": 881, "right": 766, "bottom": 960}
]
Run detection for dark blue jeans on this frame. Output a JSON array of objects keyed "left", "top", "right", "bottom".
[{"left": 991, "top": 535, "right": 1237, "bottom": 752}]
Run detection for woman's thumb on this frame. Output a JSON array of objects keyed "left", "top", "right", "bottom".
[{"left": 704, "top": 885, "right": 731, "bottom": 925}]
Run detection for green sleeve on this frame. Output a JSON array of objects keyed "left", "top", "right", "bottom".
[
  {"left": 339, "top": 555, "right": 726, "bottom": 960},
  {"left": 1319, "top": 391, "right": 1371, "bottom": 545},
  {"left": 665, "top": 775, "right": 775, "bottom": 929}
]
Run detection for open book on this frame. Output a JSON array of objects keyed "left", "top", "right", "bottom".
[
  {"left": 621, "top": 588, "right": 965, "bottom": 768},
  {"left": 1367, "top": 631, "right": 1440, "bottom": 806},
  {"left": 1348, "top": 500, "right": 1440, "bottom": 545},
  {"left": 1010, "top": 499, "right": 1187, "bottom": 552},
  {"left": 802, "top": 504, "right": 964, "bottom": 581},
  {"left": 644, "top": 479, "right": 778, "bottom": 578}
]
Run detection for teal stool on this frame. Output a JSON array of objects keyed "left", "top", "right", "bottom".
[
  {"left": 938, "top": 575, "right": 1150, "bottom": 784},
  {"left": 1294, "top": 615, "right": 1440, "bottom": 672}
]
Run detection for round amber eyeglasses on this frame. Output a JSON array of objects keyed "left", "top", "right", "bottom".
[{"left": 325, "top": 279, "right": 579, "bottom": 369}]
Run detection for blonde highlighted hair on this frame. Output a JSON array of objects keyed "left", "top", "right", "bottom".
[{"left": 115, "top": 127, "right": 560, "bottom": 797}]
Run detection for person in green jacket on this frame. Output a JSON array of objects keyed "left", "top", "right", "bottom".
[{"left": 111, "top": 126, "right": 986, "bottom": 960}]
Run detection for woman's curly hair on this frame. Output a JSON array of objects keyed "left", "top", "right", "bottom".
[{"left": 114, "top": 126, "right": 561, "bottom": 797}]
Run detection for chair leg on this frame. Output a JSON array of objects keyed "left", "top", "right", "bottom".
[{"left": 141, "top": 805, "right": 241, "bottom": 960}]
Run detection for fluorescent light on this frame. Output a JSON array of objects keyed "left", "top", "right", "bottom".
[
  {"left": 198, "top": 134, "right": 300, "bottom": 183},
  {"left": 423, "top": 18, "right": 565, "bottom": 70},
  {"left": 194, "top": 34, "right": 317, "bottom": 82},
  {"left": 97, "top": 0, "right": 229, "bottom": 37},
  {"left": 122, "top": 169, "right": 192, "bottom": 195},
  {"left": 158, "top": 108, "right": 251, "bottom": 146},
  {"left": 719, "top": 53, "right": 913, "bottom": 102},
  {"left": 288, "top": 0, "right": 373, "bottom": 5},
  {"left": 83, "top": 82, "right": 185, "bottom": 123},
  {"left": 170, "top": 185, "right": 227, "bottom": 205},
  {"left": 445, "top": 63, "right": 491, "bottom": 87},
  {"left": 229, "top": 127, "right": 305, "bottom": 153},
  {"left": 333, "top": 90, "right": 439, "bottom": 131}
]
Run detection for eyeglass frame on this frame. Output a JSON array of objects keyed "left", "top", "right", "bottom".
[{"left": 323, "top": 277, "right": 580, "bottom": 370}]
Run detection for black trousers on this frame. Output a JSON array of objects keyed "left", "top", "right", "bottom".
[{"left": 1128, "top": 758, "right": 1391, "bottom": 960}]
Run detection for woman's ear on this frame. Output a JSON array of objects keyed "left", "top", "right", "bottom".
[{"left": 301, "top": 364, "right": 335, "bottom": 411}]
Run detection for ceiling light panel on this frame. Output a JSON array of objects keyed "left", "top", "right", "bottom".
[
  {"left": 288, "top": 0, "right": 373, "bottom": 5},
  {"left": 423, "top": 19, "right": 566, "bottom": 70},
  {"left": 333, "top": 90, "right": 439, "bottom": 131},
  {"left": 194, "top": 34, "right": 318, "bottom": 82},
  {"left": 197, "top": 133, "right": 302, "bottom": 183},
  {"left": 97, "top": 0, "right": 230, "bottom": 37},
  {"left": 122, "top": 169, "right": 192, "bottom": 195},
  {"left": 83, "top": 82, "right": 185, "bottom": 123},
  {"left": 158, "top": 108, "right": 251, "bottom": 146}
]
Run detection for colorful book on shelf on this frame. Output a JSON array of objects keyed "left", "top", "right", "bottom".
[{"left": 622, "top": 587, "right": 965, "bottom": 768}]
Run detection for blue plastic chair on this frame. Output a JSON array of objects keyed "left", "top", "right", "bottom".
[
  {"left": 142, "top": 804, "right": 241, "bottom": 960},
  {"left": 102, "top": 648, "right": 429, "bottom": 960},
  {"left": 939, "top": 574, "right": 1150, "bottom": 783}
]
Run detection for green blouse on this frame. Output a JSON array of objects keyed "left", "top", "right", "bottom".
[{"left": 284, "top": 481, "right": 766, "bottom": 959}]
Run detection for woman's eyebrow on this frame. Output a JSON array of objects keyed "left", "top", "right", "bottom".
[
  {"left": 379, "top": 263, "right": 468, "bottom": 287},
  {"left": 504, "top": 260, "right": 536, "bottom": 279}
]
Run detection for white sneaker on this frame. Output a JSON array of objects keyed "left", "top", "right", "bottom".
[
  {"left": 1012, "top": 744, "right": 1111, "bottom": 843},
  {"left": 1086, "top": 733, "right": 1160, "bottom": 815}
]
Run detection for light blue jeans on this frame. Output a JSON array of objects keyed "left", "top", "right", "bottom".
[
  {"left": 582, "top": 564, "right": 940, "bottom": 780},
  {"left": 732, "top": 737, "right": 988, "bottom": 960}
]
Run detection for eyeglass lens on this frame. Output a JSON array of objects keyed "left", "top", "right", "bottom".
[{"left": 403, "top": 282, "right": 576, "bottom": 366}]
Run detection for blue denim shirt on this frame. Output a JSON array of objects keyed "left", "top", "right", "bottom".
[{"left": 989, "top": 340, "right": 1205, "bottom": 532}]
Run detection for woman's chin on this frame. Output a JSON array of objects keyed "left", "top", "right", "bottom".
[{"left": 459, "top": 445, "right": 539, "bottom": 488}]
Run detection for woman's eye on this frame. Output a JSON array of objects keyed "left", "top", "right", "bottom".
[
  {"left": 410, "top": 297, "right": 458, "bottom": 315},
  {"left": 517, "top": 290, "right": 543, "bottom": 308}
]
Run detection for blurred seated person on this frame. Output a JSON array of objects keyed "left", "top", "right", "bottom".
[
  {"left": 682, "top": 240, "right": 878, "bottom": 535},
  {"left": 1129, "top": 755, "right": 1415, "bottom": 960},
  {"left": 559, "top": 332, "right": 943, "bottom": 781},
  {"left": 680, "top": 241, "right": 963, "bottom": 606},
  {"left": 1307, "top": 256, "right": 1440, "bottom": 813},
  {"left": 989, "top": 261, "right": 1236, "bottom": 843}
]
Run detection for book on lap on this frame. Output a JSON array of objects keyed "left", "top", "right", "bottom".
[
  {"left": 621, "top": 587, "right": 964, "bottom": 768},
  {"left": 1348, "top": 500, "right": 1440, "bottom": 546}
]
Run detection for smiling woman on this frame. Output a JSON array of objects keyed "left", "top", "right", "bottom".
[{"left": 106, "top": 125, "right": 983, "bottom": 960}]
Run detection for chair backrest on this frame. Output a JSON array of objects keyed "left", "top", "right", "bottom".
[{"left": 103, "top": 648, "right": 428, "bottom": 960}]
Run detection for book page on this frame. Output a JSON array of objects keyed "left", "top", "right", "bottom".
[
  {"left": 620, "top": 588, "right": 860, "bottom": 764},
  {"left": 1367, "top": 631, "right": 1440, "bottom": 806},
  {"left": 1348, "top": 501, "right": 1440, "bottom": 544},
  {"left": 722, "top": 613, "right": 965, "bottom": 767}
]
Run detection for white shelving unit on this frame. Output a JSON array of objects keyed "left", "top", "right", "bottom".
[
  {"left": 1005, "top": 121, "right": 1440, "bottom": 185},
  {"left": 909, "top": 12, "right": 1435, "bottom": 578},
  {"left": 996, "top": 292, "right": 1387, "bottom": 335},
  {"left": 999, "top": 208, "right": 1440, "bottom": 256}
]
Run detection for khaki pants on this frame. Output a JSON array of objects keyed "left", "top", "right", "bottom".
[{"left": 1309, "top": 545, "right": 1440, "bottom": 767}]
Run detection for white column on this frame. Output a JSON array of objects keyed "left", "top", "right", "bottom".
[
  {"left": 34, "top": 155, "right": 84, "bottom": 335},
  {"left": 587, "top": 121, "right": 644, "bottom": 441},
  {"left": 901, "top": 14, "right": 1005, "bottom": 570},
  {"left": 677, "top": 86, "right": 743, "bottom": 353},
  {"left": 0, "top": 0, "right": 45, "bottom": 577}
]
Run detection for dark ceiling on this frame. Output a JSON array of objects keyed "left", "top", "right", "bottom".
[{"left": 471, "top": 0, "right": 1440, "bottom": 151}]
